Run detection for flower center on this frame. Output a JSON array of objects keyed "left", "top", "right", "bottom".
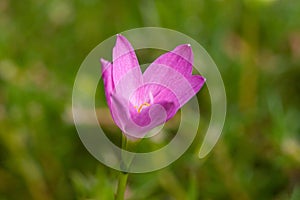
[{"left": 134, "top": 102, "right": 150, "bottom": 113}]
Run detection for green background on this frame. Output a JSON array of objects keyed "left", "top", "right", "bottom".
[{"left": 0, "top": 0, "right": 300, "bottom": 199}]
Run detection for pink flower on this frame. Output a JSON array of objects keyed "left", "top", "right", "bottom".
[{"left": 101, "top": 34, "right": 205, "bottom": 138}]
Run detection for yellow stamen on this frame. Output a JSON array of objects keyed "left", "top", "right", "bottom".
[{"left": 135, "top": 102, "right": 150, "bottom": 113}]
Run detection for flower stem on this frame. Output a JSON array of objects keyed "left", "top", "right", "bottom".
[
  {"left": 115, "top": 134, "right": 129, "bottom": 200},
  {"left": 115, "top": 171, "right": 128, "bottom": 200}
]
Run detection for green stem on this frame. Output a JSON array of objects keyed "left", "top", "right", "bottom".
[
  {"left": 115, "top": 171, "right": 129, "bottom": 200},
  {"left": 115, "top": 134, "right": 129, "bottom": 200}
]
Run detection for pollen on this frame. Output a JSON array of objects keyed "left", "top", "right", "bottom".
[{"left": 134, "top": 102, "right": 151, "bottom": 113}]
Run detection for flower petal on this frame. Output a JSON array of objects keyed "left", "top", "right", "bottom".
[
  {"left": 143, "top": 44, "right": 205, "bottom": 108},
  {"left": 100, "top": 58, "right": 114, "bottom": 108},
  {"left": 112, "top": 34, "right": 142, "bottom": 90},
  {"left": 144, "top": 44, "right": 193, "bottom": 78},
  {"left": 110, "top": 93, "right": 128, "bottom": 131},
  {"left": 143, "top": 63, "right": 205, "bottom": 107}
]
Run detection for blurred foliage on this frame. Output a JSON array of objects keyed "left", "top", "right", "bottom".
[{"left": 0, "top": 0, "right": 300, "bottom": 199}]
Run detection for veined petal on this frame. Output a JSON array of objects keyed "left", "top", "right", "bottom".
[
  {"left": 144, "top": 44, "right": 193, "bottom": 78},
  {"left": 143, "top": 63, "right": 205, "bottom": 108},
  {"left": 143, "top": 44, "right": 205, "bottom": 107},
  {"left": 112, "top": 34, "right": 142, "bottom": 90},
  {"left": 100, "top": 58, "right": 114, "bottom": 108}
]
